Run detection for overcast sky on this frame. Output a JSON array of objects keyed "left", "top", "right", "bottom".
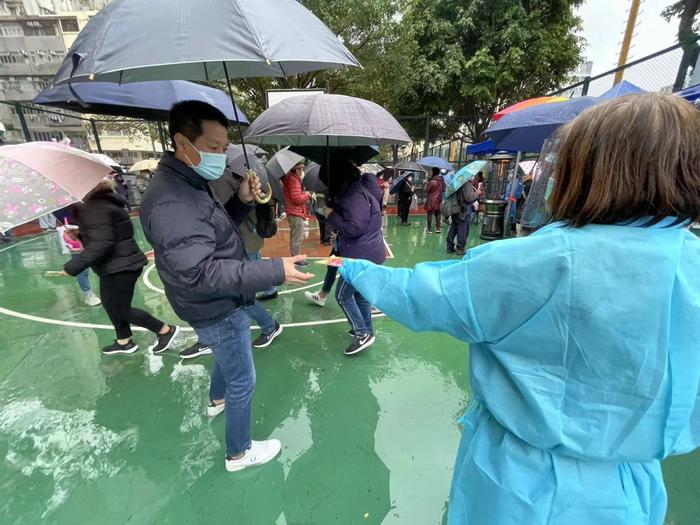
[{"left": 577, "top": 0, "right": 679, "bottom": 75}]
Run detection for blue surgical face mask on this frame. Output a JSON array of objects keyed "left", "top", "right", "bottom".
[{"left": 184, "top": 138, "right": 227, "bottom": 181}]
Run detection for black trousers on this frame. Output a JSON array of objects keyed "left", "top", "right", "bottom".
[
  {"left": 100, "top": 269, "right": 164, "bottom": 339},
  {"left": 397, "top": 196, "right": 411, "bottom": 223}
]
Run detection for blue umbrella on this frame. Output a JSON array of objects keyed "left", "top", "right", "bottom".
[
  {"left": 677, "top": 83, "right": 700, "bottom": 103},
  {"left": 599, "top": 81, "right": 645, "bottom": 100},
  {"left": 486, "top": 97, "right": 599, "bottom": 153},
  {"left": 466, "top": 139, "right": 516, "bottom": 156},
  {"left": 417, "top": 156, "right": 453, "bottom": 171},
  {"left": 33, "top": 80, "right": 248, "bottom": 122},
  {"left": 445, "top": 161, "right": 487, "bottom": 197}
]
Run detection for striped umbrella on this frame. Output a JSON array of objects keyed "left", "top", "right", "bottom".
[{"left": 492, "top": 96, "right": 568, "bottom": 122}]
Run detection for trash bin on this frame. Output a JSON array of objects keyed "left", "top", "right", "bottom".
[{"left": 480, "top": 199, "right": 507, "bottom": 240}]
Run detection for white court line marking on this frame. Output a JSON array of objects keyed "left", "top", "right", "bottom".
[
  {"left": 0, "top": 305, "right": 384, "bottom": 332},
  {"left": 0, "top": 229, "right": 390, "bottom": 332},
  {"left": 383, "top": 237, "right": 394, "bottom": 259},
  {"left": 142, "top": 263, "right": 322, "bottom": 296}
]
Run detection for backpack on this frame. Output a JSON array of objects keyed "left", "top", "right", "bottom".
[
  {"left": 464, "top": 183, "right": 480, "bottom": 204},
  {"left": 441, "top": 193, "right": 461, "bottom": 218}
]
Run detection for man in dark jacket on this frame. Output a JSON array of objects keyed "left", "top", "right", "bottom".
[
  {"left": 139, "top": 101, "right": 312, "bottom": 473},
  {"left": 447, "top": 180, "right": 478, "bottom": 255}
]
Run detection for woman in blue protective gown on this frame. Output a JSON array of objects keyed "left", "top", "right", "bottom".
[{"left": 339, "top": 93, "right": 700, "bottom": 524}]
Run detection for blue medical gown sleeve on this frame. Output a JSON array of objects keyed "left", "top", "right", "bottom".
[{"left": 340, "top": 258, "right": 484, "bottom": 343}]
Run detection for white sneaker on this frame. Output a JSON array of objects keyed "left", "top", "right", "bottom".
[
  {"left": 225, "top": 439, "right": 282, "bottom": 472},
  {"left": 207, "top": 401, "right": 225, "bottom": 418},
  {"left": 84, "top": 291, "right": 101, "bottom": 306},
  {"left": 304, "top": 291, "right": 326, "bottom": 307}
]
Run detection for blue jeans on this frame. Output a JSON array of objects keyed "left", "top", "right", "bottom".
[
  {"left": 248, "top": 251, "right": 277, "bottom": 296},
  {"left": 194, "top": 308, "right": 255, "bottom": 456},
  {"left": 71, "top": 254, "right": 91, "bottom": 293},
  {"left": 336, "top": 276, "right": 372, "bottom": 336},
  {"left": 245, "top": 300, "right": 276, "bottom": 335}
]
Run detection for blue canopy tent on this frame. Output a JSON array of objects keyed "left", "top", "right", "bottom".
[
  {"left": 677, "top": 83, "right": 700, "bottom": 103},
  {"left": 485, "top": 97, "right": 599, "bottom": 153},
  {"left": 33, "top": 80, "right": 248, "bottom": 123},
  {"left": 598, "top": 81, "right": 645, "bottom": 99},
  {"left": 466, "top": 140, "right": 517, "bottom": 157}
]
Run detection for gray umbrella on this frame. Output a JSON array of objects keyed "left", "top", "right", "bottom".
[
  {"left": 245, "top": 94, "right": 412, "bottom": 146},
  {"left": 392, "top": 161, "right": 426, "bottom": 172},
  {"left": 266, "top": 148, "right": 305, "bottom": 180},
  {"left": 51, "top": 0, "right": 359, "bottom": 85},
  {"left": 302, "top": 163, "right": 327, "bottom": 193}
]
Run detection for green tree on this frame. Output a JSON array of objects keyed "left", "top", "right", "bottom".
[
  {"left": 662, "top": 0, "right": 700, "bottom": 42},
  {"left": 397, "top": 0, "right": 584, "bottom": 142},
  {"left": 227, "top": 0, "right": 417, "bottom": 120}
]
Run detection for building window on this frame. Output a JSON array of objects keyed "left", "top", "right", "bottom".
[
  {"left": 0, "top": 52, "right": 23, "bottom": 64},
  {"left": 23, "top": 21, "right": 58, "bottom": 37},
  {"left": 0, "top": 23, "right": 24, "bottom": 37},
  {"left": 33, "top": 131, "right": 66, "bottom": 142},
  {"left": 60, "top": 18, "right": 80, "bottom": 33}
]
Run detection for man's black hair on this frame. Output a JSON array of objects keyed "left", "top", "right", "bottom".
[
  {"left": 169, "top": 100, "right": 229, "bottom": 150},
  {"left": 432, "top": 167, "right": 440, "bottom": 176}
]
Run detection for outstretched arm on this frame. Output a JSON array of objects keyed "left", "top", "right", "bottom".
[{"left": 339, "top": 259, "right": 483, "bottom": 343}]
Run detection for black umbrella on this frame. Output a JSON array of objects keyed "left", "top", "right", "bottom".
[
  {"left": 302, "top": 163, "right": 327, "bottom": 193},
  {"left": 289, "top": 145, "right": 379, "bottom": 165}
]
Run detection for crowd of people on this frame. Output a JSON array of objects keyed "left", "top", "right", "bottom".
[{"left": 31, "top": 93, "right": 700, "bottom": 524}]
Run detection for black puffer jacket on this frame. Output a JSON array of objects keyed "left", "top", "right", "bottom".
[
  {"left": 64, "top": 190, "right": 147, "bottom": 277},
  {"left": 139, "top": 153, "right": 284, "bottom": 328}
]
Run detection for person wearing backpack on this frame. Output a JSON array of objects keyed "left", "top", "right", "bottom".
[{"left": 445, "top": 179, "right": 479, "bottom": 255}]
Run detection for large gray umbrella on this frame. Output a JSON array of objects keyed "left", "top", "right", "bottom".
[
  {"left": 266, "top": 148, "right": 305, "bottom": 180},
  {"left": 392, "top": 161, "right": 426, "bottom": 172},
  {"left": 51, "top": 0, "right": 359, "bottom": 85},
  {"left": 244, "top": 94, "right": 412, "bottom": 146}
]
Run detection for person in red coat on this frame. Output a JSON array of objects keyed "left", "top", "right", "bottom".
[
  {"left": 281, "top": 162, "right": 311, "bottom": 267},
  {"left": 425, "top": 167, "right": 446, "bottom": 233}
]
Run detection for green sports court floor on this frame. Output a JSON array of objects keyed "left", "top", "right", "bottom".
[{"left": 0, "top": 218, "right": 698, "bottom": 525}]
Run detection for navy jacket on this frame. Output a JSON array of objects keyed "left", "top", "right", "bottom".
[
  {"left": 328, "top": 175, "right": 386, "bottom": 265},
  {"left": 139, "top": 153, "right": 284, "bottom": 328}
]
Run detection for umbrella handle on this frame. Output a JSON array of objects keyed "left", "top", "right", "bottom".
[{"left": 255, "top": 182, "right": 272, "bottom": 205}]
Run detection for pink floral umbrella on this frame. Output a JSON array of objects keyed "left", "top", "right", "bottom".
[{"left": 0, "top": 142, "right": 112, "bottom": 233}]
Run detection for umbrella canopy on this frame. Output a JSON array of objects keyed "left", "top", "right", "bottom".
[
  {"left": 519, "top": 160, "right": 537, "bottom": 177},
  {"left": 0, "top": 142, "right": 112, "bottom": 232},
  {"left": 34, "top": 80, "right": 248, "bottom": 123},
  {"left": 289, "top": 145, "right": 379, "bottom": 165},
  {"left": 598, "top": 81, "right": 645, "bottom": 100},
  {"left": 266, "top": 148, "right": 305, "bottom": 180},
  {"left": 445, "top": 160, "right": 488, "bottom": 197},
  {"left": 486, "top": 96, "right": 599, "bottom": 153},
  {"left": 129, "top": 159, "right": 159, "bottom": 172},
  {"left": 389, "top": 170, "right": 422, "bottom": 194},
  {"left": 245, "top": 94, "right": 411, "bottom": 147},
  {"left": 392, "top": 160, "right": 426, "bottom": 172},
  {"left": 92, "top": 153, "right": 122, "bottom": 168},
  {"left": 417, "top": 156, "right": 454, "bottom": 171},
  {"left": 360, "top": 163, "right": 384, "bottom": 175},
  {"left": 51, "top": 0, "right": 359, "bottom": 85},
  {"left": 302, "top": 163, "right": 327, "bottom": 193},
  {"left": 466, "top": 140, "right": 517, "bottom": 156},
  {"left": 492, "top": 96, "right": 568, "bottom": 122}
]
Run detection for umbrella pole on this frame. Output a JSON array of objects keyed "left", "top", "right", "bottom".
[
  {"left": 504, "top": 151, "right": 522, "bottom": 238},
  {"left": 222, "top": 62, "right": 251, "bottom": 169}
]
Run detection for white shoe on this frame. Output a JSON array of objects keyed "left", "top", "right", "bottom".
[
  {"left": 304, "top": 291, "right": 326, "bottom": 307},
  {"left": 84, "top": 291, "right": 101, "bottom": 306},
  {"left": 225, "top": 439, "right": 282, "bottom": 472},
  {"left": 207, "top": 401, "right": 225, "bottom": 418}
]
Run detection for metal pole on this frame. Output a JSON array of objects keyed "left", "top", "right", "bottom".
[
  {"left": 222, "top": 61, "right": 250, "bottom": 168},
  {"left": 614, "top": 0, "right": 641, "bottom": 85},
  {"left": 423, "top": 116, "right": 430, "bottom": 157},
  {"left": 503, "top": 151, "right": 522, "bottom": 237},
  {"left": 89, "top": 118, "right": 103, "bottom": 153},
  {"left": 15, "top": 104, "right": 32, "bottom": 142},
  {"left": 457, "top": 138, "right": 463, "bottom": 169},
  {"left": 581, "top": 76, "right": 591, "bottom": 96}
]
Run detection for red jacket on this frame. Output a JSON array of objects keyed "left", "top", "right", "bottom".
[
  {"left": 425, "top": 175, "right": 446, "bottom": 212},
  {"left": 282, "top": 173, "right": 309, "bottom": 218}
]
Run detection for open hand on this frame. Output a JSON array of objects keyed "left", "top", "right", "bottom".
[{"left": 281, "top": 255, "right": 314, "bottom": 285}]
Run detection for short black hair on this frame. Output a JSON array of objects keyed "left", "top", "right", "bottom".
[
  {"left": 169, "top": 100, "right": 229, "bottom": 150},
  {"left": 432, "top": 167, "right": 440, "bottom": 176}
]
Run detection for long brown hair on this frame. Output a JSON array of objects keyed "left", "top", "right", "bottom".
[{"left": 549, "top": 93, "right": 700, "bottom": 227}]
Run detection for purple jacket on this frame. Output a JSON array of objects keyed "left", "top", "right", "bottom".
[{"left": 328, "top": 175, "right": 386, "bottom": 265}]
